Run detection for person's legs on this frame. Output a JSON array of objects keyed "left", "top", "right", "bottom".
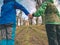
[
  {"left": 6, "top": 23, "right": 16, "bottom": 45},
  {"left": 0, "top": 25, "right": 7, "bottom": 45},
  {"left": 56, "top": 25, "right": 60, "bottom": 45},
  {"left": 45, "top": 24, "right": 58, "bottom": 45}
]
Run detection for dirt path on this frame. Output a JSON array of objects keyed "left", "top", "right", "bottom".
[{"left": 15, "top": 25, "right": 48, "bottom": 45}]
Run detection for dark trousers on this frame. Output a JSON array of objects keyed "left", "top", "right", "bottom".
[{"left": 45, "top": 24, "right": 60, "bottom": 45}]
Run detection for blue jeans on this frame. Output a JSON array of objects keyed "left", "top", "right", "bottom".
[{"left": 0, "top": 24, "right": 16, "bottom": 45}]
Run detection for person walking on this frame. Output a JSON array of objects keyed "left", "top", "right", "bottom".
[
  {"left": 33, "top": 0, "right": 60, "bottom": 45},
  {"left": 0, "top": 0, "right": 32, "bottom": 45}
]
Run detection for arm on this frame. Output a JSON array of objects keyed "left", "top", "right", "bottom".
[
  {"left": 14, "top": 2, "right": 33, "bottom": 19},
  {"left": 14, "top": 2, "right": 29, "bottom": 15},
  {"left": 33, "top": 2, "right": 47, "bottom": 17}
]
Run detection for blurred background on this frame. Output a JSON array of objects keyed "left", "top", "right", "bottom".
[
  {"left": 0, "top": 0, "right": 60, "bottom": 26},
  {"left": 16, "top": 0, "right": 60, "bottom": 26}
]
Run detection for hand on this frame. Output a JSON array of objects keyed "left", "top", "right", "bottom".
[
  {"left": 32, "top": 13, "right": 35, "bottom": 17},
  {"left": 28, "top": 14, "right": 33, "bottom": 19}
]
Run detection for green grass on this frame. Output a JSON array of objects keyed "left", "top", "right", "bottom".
[{"left": 15, "top": 25, "right": 48, "bottom": 45}]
